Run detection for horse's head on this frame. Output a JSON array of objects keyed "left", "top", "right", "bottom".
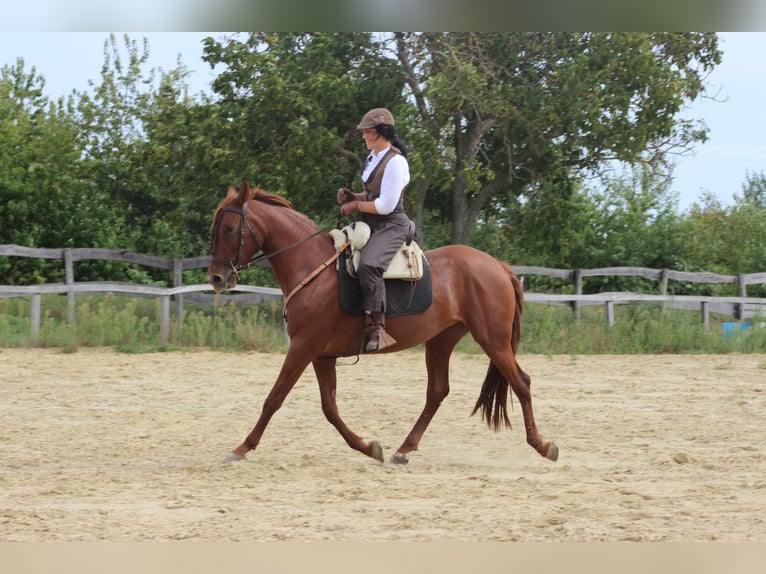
[{"left": 207, "top": 181, "right": 263, "bottom": 292}]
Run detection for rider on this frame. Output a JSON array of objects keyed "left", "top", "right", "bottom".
[{"left": 337, "top": 107, "right": 411, "bottom": 353}]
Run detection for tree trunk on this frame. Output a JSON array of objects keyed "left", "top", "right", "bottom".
[
  {"left": 411, "top": 177, "right": 430, "bottom": 245},
  {"left": 450, "top": 175, "right": 471, "bottom": 245}
]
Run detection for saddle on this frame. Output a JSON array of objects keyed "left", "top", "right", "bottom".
[
  {"left": 329, "top": 221, "right": 425, "bottom": 281},
  {"left": 330, "top": 221, "right": 432, "bottom": 319}
]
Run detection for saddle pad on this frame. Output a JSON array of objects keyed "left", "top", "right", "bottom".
[
  {"left": 330, "top": 224, "right": 425, "bottom": 281},
  {"left": 351, "top": 242, "right": 424, "bottom": 280},
  {"left": 337, "top": 251, "right": 432, "bottom": 317}
]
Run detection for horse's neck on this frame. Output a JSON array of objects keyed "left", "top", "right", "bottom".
[{"left": 252, "top": 201, "right": 331, "bottom": 284}]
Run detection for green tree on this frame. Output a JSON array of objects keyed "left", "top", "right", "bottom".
[
  {"left": 678, "top": 193, "right": 766, "bottom": 296},
  {"left": 471, "top": 165, "right": 684, "bottom": 291},
  {"left": 395, "top": 32, "right": 721, "bottom": 245},
  {"left": 201, "top": 32, "right": 408, "bottom": 222},
  {"left": 130, "top": 60, "right": 234, "bottom": 258},
  {"left": 72, "top": 33, "right": 232, "bottom": 263},
  {"left": 0, "top": 60, "right": 76, "bottom": 246},
  {"left": 741, "top": 170, "right": 766, "bottom": 207},
  {"left": 1, "top": 34, "right": 234, "bottom": 284},
  {"left": 1, "top": 32, "right": 735, "bottom": 290},
  {"left": 576, "top": 168, "right": 684, "bottom": 292},
  {"left": 0, "top": 58, "right": 131, "bottom": 283},
  {"left": 73, "top": 34, "right": 163, "bottom": 246}
]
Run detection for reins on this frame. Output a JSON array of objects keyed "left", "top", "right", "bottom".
[
  {"left": 210, "top": 200, "right": 350, "bottom": 320},
  {"left": 210, "top": 204, "right": 327, "bottom": 278},
  {"left": 242, "top": 229, "right": 326, "bottom": 272},
  {"left": 282, "top": 239, "right": 350, "bottom": 320}
]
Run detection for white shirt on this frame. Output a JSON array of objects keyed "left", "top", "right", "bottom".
[{"left": 361, "top": 146, "right": 410, "bottom": 215}]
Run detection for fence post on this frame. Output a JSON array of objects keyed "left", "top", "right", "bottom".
[
  {"left": 30, "top": 293, "right": 41, "bottom": 344},
  {"left": 660, "top": 268, "right": 670, "bottom": 312},
  {"left": 64, "top": 248, "right": 76, "bottom": 325},
  {"left": 160, "top": 295, "right": 170, "bottom": 344},
  {"left": 605, "top": 300, "right": 615, "bottom": 327},
  {"left": 172, "top": 259, "right": 183, "bottom": 323},
  {"left": 701, "top": 300, "right": 710, "bottom": 331},
  {"left": 572, "top": 269, "right": 582, "bottom": 323},
  {"left": 659, "top": 268, "right": 669, "bottom": 296},
  {"left": 737, "top": 273, "right": 747, "bottom": 320}
]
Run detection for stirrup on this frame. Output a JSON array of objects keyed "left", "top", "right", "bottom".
[{"left": 365, "top": 326, "right": 397, "bottom": 353}]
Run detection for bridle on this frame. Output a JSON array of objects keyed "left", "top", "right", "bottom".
[
  {"left": 209, "top": 200, "right": 351, "bottom": 319},
  {"left": 210, "top": 205, "right": 258, "bottom": 278},
  {"left": 209, "top": 202, "right": 325, "bottom": 279}
]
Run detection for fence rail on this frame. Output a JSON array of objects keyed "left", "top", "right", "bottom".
[
  {"left": 0, "top": 282, "right": 282, "bottom": 344},
  {"left": 3, "top": 244, "right": 766, "bottom": 343},
  {"left": 513, "top": 264, "right": 766, "bottom": 324}
]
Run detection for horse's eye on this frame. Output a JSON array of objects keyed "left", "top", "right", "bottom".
[{"left": 224, "top": 225, "right": 236, "bottom": 233}]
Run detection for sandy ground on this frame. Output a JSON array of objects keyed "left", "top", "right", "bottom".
[{"left": 1, "top": 348, "right": 765, "bottom": 542}]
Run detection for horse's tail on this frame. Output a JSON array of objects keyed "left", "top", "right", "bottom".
[
  {"left": 471, "top": 363, "right": 512, "bottom": 431},
  {"left": 508, "top": 265, "right": 524, "bottom": 354},
  {"left": 470, "top": 263, "right": 524, "bottom": 431}
]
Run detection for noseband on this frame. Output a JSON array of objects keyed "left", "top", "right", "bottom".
[{"left": 210, "top": 202, "right": 325, "bottom": 278}]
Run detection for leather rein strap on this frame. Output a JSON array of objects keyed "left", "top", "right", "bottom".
[
  {"left": 211, "top": 202, "right": 350, "bottom": 321},
  {"left": 282, "top": 240, "right": 351, "bottom": 320},
  {"left": 212, "top": 204, "right": 325, "bottom": 275}
]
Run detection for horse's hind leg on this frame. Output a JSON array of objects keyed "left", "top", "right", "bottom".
[
  {"left": 391, "top": 324, "right": 468, "bottom": 465},
  {"left": 493, "top": 352, "right": 558, "bottom": 461},
  {"left": 312, "top": 357, "right": 384, "bottom": 462},
  {"left": 516, "top": 360, "right": 558, "bottom": 460}
]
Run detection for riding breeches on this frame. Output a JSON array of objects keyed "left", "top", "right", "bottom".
[{"left": 358, "top": 213, "right": 410, "bottom": 313}]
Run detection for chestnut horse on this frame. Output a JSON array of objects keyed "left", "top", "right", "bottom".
[{"left": 207, "top": 181, "right": 558, "bottom": 465}]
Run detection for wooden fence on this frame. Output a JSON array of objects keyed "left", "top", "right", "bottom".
[
  {"left": 2, "top": 244, "right": 766, "bottom": 343},
  {"left": 0, "top": 244, "right": 281, "bottom": 344},
  {"left": 513, "top": 265, "right": 766, "bottom": 329}
]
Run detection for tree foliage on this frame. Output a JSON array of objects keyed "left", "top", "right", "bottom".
[
  {"left": 3, "top": 32, "right": 765, "bottom": 295},
  {"left": 200, "top": 32, "right": 408, "bottom": 221},
  {"left": 677, "top": 193, "right": 766, "bottom": 295},
  {"left": 395, "top": 32, "right": 721, "bottom": 244},
  {"left": 0, "top": 58, "right": 128, "bottom": 283},
  {"left": 741, "top": 170, "right": 766, "bottom": 208}
]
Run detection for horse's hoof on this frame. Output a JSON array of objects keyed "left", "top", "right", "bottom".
[
  {"left": 370, "top": 441, "right": 384, "bottom": 462},
  {"left": 389, "top": 451, "right": 409, "bottom": 465},
  {"left": 223, "top": 451, "right": 247, "bottom": 464},
  {"left": 545, "top": 442, "right": 559, "bottom": 462}
]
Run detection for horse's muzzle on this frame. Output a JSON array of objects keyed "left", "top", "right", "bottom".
[{"left": 208, "top": 270, "right": 237, "bottom": 292}]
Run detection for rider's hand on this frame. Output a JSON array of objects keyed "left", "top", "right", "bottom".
[
  {"left": 337, "top": 188, "right": 355, "bottom": 204},
  {"left": 340, "top": 201, "right": 358, "bottom": 217}
]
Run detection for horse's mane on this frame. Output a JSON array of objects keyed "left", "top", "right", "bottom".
[
  {"left": 211, "top": 186, "right": 319, "bottom": 235},
  {"left": 250, "top": 187, "right": 293, "bottom": 210},
  {"left": 250, "top": 188, "right": 320, "bottom": 230}
]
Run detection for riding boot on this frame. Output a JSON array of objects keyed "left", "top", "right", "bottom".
[{"left": 365, "top": 311, "right": 397, "bottom": 353}]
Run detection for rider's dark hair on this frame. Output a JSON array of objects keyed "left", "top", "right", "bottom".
[{"left": 376, "top": 124, "right": 408, "bottom": 159}]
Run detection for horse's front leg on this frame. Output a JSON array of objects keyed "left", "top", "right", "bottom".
[
  {"left": 312, "top": 357, "right": 384, "bottom": 462},
  {"left": 224, "top": 346, "right": 313, "bottom": 463}
]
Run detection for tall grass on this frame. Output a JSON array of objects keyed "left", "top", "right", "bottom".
[
  {"left": 516, "top": 302, "right": 766, "bottom": 355},
  {"left": 1, "top": 295, "right": 764, "bottom": 354},
  {"left": 0, "top": 295, "right": 288, "bottom": 354},
  {"left": 453, "top": 302, "right": 766, "bottom": 355}
]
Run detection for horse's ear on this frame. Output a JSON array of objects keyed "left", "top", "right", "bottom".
[
  {"left": 227, "top": 185, "right": 238, "bottom": 199},
  {"left": 238, "top": 180, "right": 251, "bottom": 204}
]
